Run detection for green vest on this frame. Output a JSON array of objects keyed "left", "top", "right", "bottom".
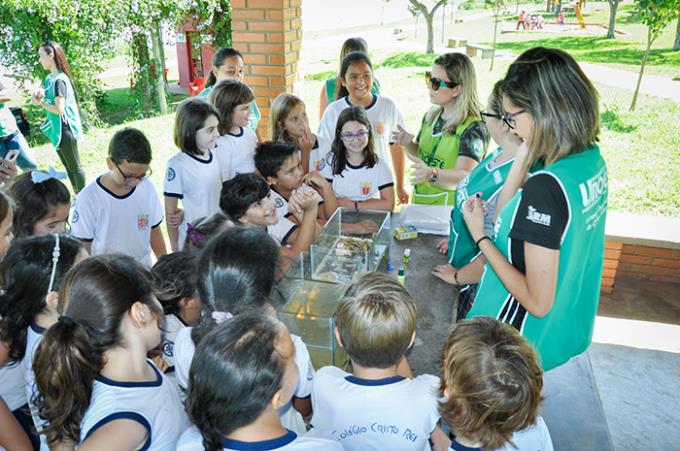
[
  {"left": 39, "top": 72, "right": 82, "bottom": 148},
  {"left": 469, "top": 146, "right": 608, "bottom": 371},
  {"left": 413, "top": 114, "right": 480, "bottom": 206},
  {"left": 324, "top": 77, "right": 381, "bottom": 103},
  {"left": 447, "top": 147, "right": 515, "bottom": 268},
  {"left": 199, "top": 86, "right": 260, "bottom": 132},
  {"left": 0, "top": 103, "right": 18, "bottom": 138}
]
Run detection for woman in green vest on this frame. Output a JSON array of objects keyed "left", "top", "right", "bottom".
[
  {"left": 394, "top": 53, "right": 489, "bottom": 206},
  {"left": 462, "top": 47, "right": 608, "bottom": 371},
  {"left": 31, "top": 41, "right": 85, "bottom": 192}
]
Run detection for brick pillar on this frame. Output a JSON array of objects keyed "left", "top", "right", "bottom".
[
  {"left": 231, "top": 0, "right": 303, "bottom": 139},
  {"left": 601, "top": 240, "right": 623, "bottom": 294}
]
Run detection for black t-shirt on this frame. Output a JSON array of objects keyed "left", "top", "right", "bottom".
[
  {"left": 507, "top": 173, "right": 569, "bottom": 273},
  {"left": 53, "top": 79, "right": 71, "bottom": 130},
  {"left": 457, "top": 120, "right": 489, "bottom": 162}
]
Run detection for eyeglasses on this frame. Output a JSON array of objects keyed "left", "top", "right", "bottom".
[
  {"left": 340, "top": 130, "right": 369, "bottom": 141},
  {"left": 425, "top": 71, "right": 458, "bottom": 91},
  {"left": 480, "top": 110, "right": 503, "bottom": 120},
  {"left": 113, "top": 161, "right": 152, "bottom": 184},
  {"left": 500, "top": 109, "right": 526, "bottom": 129}
]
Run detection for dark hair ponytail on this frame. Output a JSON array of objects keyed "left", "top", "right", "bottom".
[
  {"left": 205, "top": 47, "right": 244, "bottom": 88},
  {"left": 33, "top": 254, "right": 163, "bottom": 444},
  {"left": 337, "top": 51, "right": 373, "bottom": 99},
  {"left": 40, "top": 41, "right": 76, "bottom": 95},
  {"left": 0, "top": 234, "right": 82, "bottom": 363}
]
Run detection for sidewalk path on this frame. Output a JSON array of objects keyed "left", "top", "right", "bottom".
[{"left": 579, "top": 62, "right": 680, "bottom": 103}]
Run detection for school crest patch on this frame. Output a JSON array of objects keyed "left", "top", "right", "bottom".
[
  {"left": 166, "top": 167, "right": 176, "bottom": 181},
  {"left": 138, "top": 213, "right": 149, "bottom": 231},
  {"left": 275, "top": 197, "right": 284, "bottom": 209},
  {"left": 71, "top": 210, "right": 79, "bottom": 224},
  {"left": 162, "top": 341, "right": 174, "bottom": 358}
]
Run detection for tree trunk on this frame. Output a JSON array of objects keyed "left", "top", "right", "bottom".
[
  {"left": 674, "top": 16, "right": 680, "bottom": 50},
  {"left": 491, "top": 9, "right": 500, "bottom": 71},
  {"left": 425, "top": 11, "right": 435, "bottom": 53},
  {"left": 607, "top": 0, "right": 619, "bottom": 38},
  {"left": 415, "top": 15, "right": 419, "bottom": 38},
  {"left": 630, "top": 28, "right": 652, "bottom": 111},
  {"left": 132, "top": 32, "right": 153, "bottom": 112},
  {"left": 151, "top": 20, "right": 168, "bottom": 114},
  {"left": 157, "top": 22, "right": 167, "bottom": 74},
  {"left": 546, "top": 0, "right": 553, "bottom": 13},
  {"left": 441, "top": 4, "right": 445, "bottom": 44}
]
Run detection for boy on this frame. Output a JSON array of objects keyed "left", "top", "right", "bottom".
[
  {"left": 219, "top": 173, "right": 319, "bottom": 256},
  {"left": 71, "top": 128, "right": 165, "bottom": 266},
  {"left": 440, "top": 317, "right": 553, "bottom": 451},
  {"left": 254, "top": 140, "right": 337, "bottom": 220},
  {"left": 311, "top": 272, "right": 450, "bottom": 451}
]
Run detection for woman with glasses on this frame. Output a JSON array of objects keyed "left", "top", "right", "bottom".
[
  {"left": 31, "top": 41, "right": 85, "bottom": 193},
  {"left": 393, "top": 53, "right": 489, "bottom": 206},
  {"left": 463, "top": 47, "right": 608, "bottom": 371}
]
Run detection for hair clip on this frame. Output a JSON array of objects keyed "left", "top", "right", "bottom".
[
  {"left": 186, "top": 223, "right": 203, "bottom": 244},
  {"left": 32, "top": 166, "right": 68, "bottom": 184},
  {"left": 47, "top": 233, "right": 60, "bottom": 293},
  {"left": 211, "top": 311, "right": 233, "bottom": 324}
]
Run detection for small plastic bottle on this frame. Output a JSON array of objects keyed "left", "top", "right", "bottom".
[
  {"left": 397, "top": 266, "right": 406, "bottom": 285},
  {"left": 386, "top": 262, "right": 394, "bottom": 275},
  {"left": 402, "top": 248, "right": 411, "bottom": 264}
]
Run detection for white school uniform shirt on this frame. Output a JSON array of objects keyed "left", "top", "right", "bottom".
[
  {"left": 161, "top": 313, "right": 187, "bottom": 384},
  {"left": 80, "top": 360, "right": 188, "bottom": 450},
  {"left": 311, "top": 366, "right": 440, "bottom": 451},
  {"left": 319, "top": 153, "right": 394, "bottom": 202},
  {"left": 449, "top": 416, "right": 553, "bottom": 451},
  {"left": 177, "top": 426, "right": 344, "bottom": 451},
  {"left": 308, "top": 134, "right": 332, "bottom": 174},
  {"left": 214, "top": 126, "right": 258, "bottom": 181},
  {"left": 71, "top": 177, "right": 163, "bottom": 267},
  {"left": 317, "top": 95, "right": 405, "bottom": 169},
  {"left": 24, "top": 323, "right": 49, "bottom": 450},
  {"left": 164, "top": 150, "right": 223, "bottom": 249},
  {"left": 0, "top": 361, "right": 26, "bottom": 411}
]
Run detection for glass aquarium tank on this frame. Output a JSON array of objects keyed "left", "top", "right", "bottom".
[{"left": 278, "top": 208, "right": 391, "bottom": 368}]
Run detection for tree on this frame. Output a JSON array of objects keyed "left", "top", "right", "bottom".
[
  {"left": 606, "top": 0, "right": 621, "bottom": 38},
  {"left": 487, "top": 0, "right": 506, "bottom": 71},
  {"left": 674, "top": 16, "right": 680, "bottom": 50},
  {"left": 408, "top": 4, "right": 422, "bottom": 38},
  {"left": 408, "top": 0, "right": 449, "bottom": 53},
  {"left": 630, "top": 0, "right": 680, "bottom": 111}
]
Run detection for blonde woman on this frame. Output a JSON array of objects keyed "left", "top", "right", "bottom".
[
  {"left": 463, "top": 47, "right": 607, "bottom": 371},
  {"left": 395, "top": 53, "right": 489, "bottom": 206}
]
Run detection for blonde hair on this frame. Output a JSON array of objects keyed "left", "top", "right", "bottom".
[
  {"left": 270, "top": 93, "right": 305, "bottom": 142},
  {"left": 334, "top": 272, "right": 416, "bottom": 368},
  {"left": 502, "top": 47, "right": 600, "bottom": 168},
  {"left": 426, "top": 53, "right": 482, "bottom": 134},
  {"left": 440, "top": 317, "right": 543, "bottom": 449}
]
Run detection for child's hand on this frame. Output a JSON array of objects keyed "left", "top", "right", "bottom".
[
  {"left": 289, "top": 189, "right": 317, "bottom": 214},
  {"left": 392, "top": 124, "right": 413, "bottom": 146},
  {"left": 303, "top": 172, "right": 329, "bottom": 191},
  {"left": 336, "top": 197, "right": 354, "bottom": 209},
  {"left": 396, "top": 186, "right": 409, "bottom": 205},
  {"left": 436, "top": 237, "right": 449, "bottom": 254},
  {"left": 166, "top": 208, "right": 184, "bottom": 228},
  {"left": 295, "top": 128, "right": 316, "bottom": 154},
  {"left": 0, "top": 158, "right": 17, "bottom": 184}
]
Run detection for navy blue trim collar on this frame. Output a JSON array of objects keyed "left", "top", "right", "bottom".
[
  {"left": 96, "top": 176, "right": 136, "bottom": 200},
  {"left": 344, "top": 94, "right": 378, "bottom": 110},
  {"left": 95, "top": 360, "right": 162, "bottom": 387},
  {"left": 450, "top": 439, "right": 481, "bottom": 451},
  {"left": 226, "top": 127, "right": 244, "bottom": 137},
  {"left": 346, "top": 160, "right": 368, "bottom": 170},
  {"left": 186, "top": 150, "right": 213, "bottom": 164},
  {"left": 221, "top": 430, "right": 297, "bottom": 450},
  {"left": 271, "top": 186, "right": 290, "bottom": 202},
  {"left": 30, "top": 321, "right": 46, "bottom": 334},
  {"left": 345, "top": 375, "right": 406, "bottom": 386}
]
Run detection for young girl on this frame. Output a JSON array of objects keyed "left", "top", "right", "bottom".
[
  {"left": 151, "top": 252, "right": 201, "bottom": 376},
  {"left": 10, "top": 169, "right": 70, "bottom": 238},
  {"left": 393, "top": 52, "right": 489, "bottom": 206},
  {"left": 440, "top": 317, "right": 553, "bottom": 450},
  {"left": 178, "top": 313, "right": 342, "bottom": 451},
  {"left": 318, "top": 51, "right": 408, "bottom": 204},
  {"left": 173, "top": 227, "right": 314, "bottom": 434},
  {"left": 182, "top": 212, "right": 233, "bottom": 253},
  {"left": 271, "top": 93, "right": 331, "bottom": 174},
  {"left": 33, "top": 254, "right": 188, "bottom": 449},
  {"left": 199, "top": 47, "right": 262, "bottom": 140},
  {"left": 31, "top": 41, "right": 85, "bottom": 193},
  {"left": 0, "top": 234, "right": 85, "bottom": 448},
  {"left": 318, "top": 37, "right": 381, "bottom": 119},
  {"left": 319, "top": 107, "right": 395, "bottom": 212},
  {"left": 165, "top": 98, "right": 222, "bottom": 252},
  {"left": 431, "top": 81, "right": 524, "bottom": 320},
  {"left": 211, "top": 79, "right": 258, "bottom": 181}
]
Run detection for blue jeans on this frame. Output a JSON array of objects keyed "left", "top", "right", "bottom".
[{"left": 0, "top": 132, "right": 38, "bottom": 170}]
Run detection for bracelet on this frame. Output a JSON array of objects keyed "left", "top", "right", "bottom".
[
  {"left": 453, "top": 271, "right": 461, "bottom": 286},
  {"left": 429, "top": 168, "right": 439, "bottom": 183},
  {"left": 475, "top": 236, "right": 491, "bottom": 247},
  {"left": 354, "top": 201, "right": 359, "bottom": 212}
]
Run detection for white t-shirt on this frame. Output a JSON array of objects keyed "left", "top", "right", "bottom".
[
  {"left": 309, "top": 134, "right": 332, "bottom": 174},
  {"left": 214, "top": 126, "right": 258, "bottom": 181},
  {"left": 161, "top": 313, "right": 187, "bottom": 377},
  {"left": 317, "top": 95, "right": 405, "bottom": 169},
  {"left": 449, "top": 416, "right": 553, "bottom": 451},
  {"left": 71, "top": 177, "right": 163, "bottom": 266},
  {"left": 311, "top": 366, "right": 440, "bottom": 451},
  {"left": 80, "top": 361, "right": 189, "bottom": 450},
  {"left": 0, "top": 360, "right": 26, "bottom": 411},
  {"left": 177, "top": 426, "right": 344, "bottom": 451},
  {"left": 319, "top": 153, "right": 394, "bottom": 201},
  {"left": 164, "top": 150, "right": 223, "bottom": 249},
  {"left": 24, "top": 323, "right": 48, "bottom": 449}
]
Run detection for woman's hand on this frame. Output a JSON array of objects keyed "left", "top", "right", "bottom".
[
  {"left": 461, "top": 193, "right": 486, "bottom": 240},
  {"left": 437, "top": 237, "right": 449, "bottom": 254},
  {"left": 406, "top": 152, "right": 434, "bottom": 185},
  {"left": 392, "top": 124, "right": 414, "bottom": 147},
  {"left": 432, "top": 264, "right": 458, "bottom": 285}
]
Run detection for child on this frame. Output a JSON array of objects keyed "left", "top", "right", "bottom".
[
  {"left": 178, "top": 313, "right": 342, "bottom": 451},
  {"left": 220, "top": 173, "right": 319, "bottom": 255},
  {"left": 270, "top": 93, "right": 331, "bottom": 174},
  {"left": 318, "top": 51, "right": 408, "bottom": 204},
  {"left": 319, "top": 107, "right": 395, "bottom": 212},
  {"left": 211, "top": 79, "right": 258, "bottom": 181},
  {"left": 0, "top": 234, "right": 85, "bottom": 449},
  {"left": 254, "top": 140, "right": 337, "bottom": 221},
  {"left": 172, "top": 227, "right": 314, "bottom": 434},
  {"left": 33, "top": 254, "right": 189, "bottom": 449},
  {"left": 182, "top": 212, "right": 233, "bottom": 253},
  {"left": 164, "top": 98, "right": 222, "bottom": 252},
  {"left": 199, "top": 47, "right": 263, "bottom": 140},
  {"left": 10, "top": 169, "right": 70, "bottom": 237},
  {"left": 151, "top": 252, "right": 201, "bottom": 377},
  {"left": 71, "top": 128, "right": 165, "bottom": 266},
  {"left": 311, "top": 272, "right": 448, "bottom": 450},
  {"left": 440, "top": 317, "right": 553, "bottom": 450}
]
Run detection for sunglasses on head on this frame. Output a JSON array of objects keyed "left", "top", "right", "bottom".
[{"left": 425, "top": 71, "right": 458, "bottom": 91}]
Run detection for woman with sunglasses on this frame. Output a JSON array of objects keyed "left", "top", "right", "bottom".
[
  {"left": 394, "top": 53, "right": 488, "bottom": 206},
  {"left": 462, "top": 47, "right": 607, "bottom": 371},
  {"left": 31, "top": 41, "right": 85, "bottom": 193}
]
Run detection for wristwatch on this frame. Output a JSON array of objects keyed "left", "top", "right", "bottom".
[{"left": 429, "top": 168, "right": 439, "bottom": 183}]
